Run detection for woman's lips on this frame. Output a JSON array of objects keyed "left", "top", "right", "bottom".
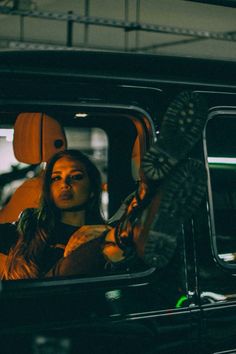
[{"left": 59, "top": 191, "right": 73, "bottom": 200}]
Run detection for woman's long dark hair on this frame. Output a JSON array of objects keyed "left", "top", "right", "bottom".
[{"left": 4, "top": 149, "right": 105, "bottom": 280}]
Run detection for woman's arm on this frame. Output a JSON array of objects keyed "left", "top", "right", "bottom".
[{"left": 45, "top": 236, "right": 106, "bottom": 277}]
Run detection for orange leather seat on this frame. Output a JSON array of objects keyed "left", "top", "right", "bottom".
[{"left": 0, "top": 112, "right": 67, "bottom": 224}]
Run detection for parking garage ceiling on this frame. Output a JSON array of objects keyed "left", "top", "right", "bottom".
[{"left": 0, "top": 0, "right": 235, "bottom": 61}]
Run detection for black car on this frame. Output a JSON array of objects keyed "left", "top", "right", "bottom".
[{"left": 0, "top": 50, "right": 235, "bottom": 354}]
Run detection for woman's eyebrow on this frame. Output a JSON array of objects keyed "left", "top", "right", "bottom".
[
  {"left": 51, "top": 168, "right": 84, "bottom": 174},
  {"left": 51, "top": 170, "right": 62, "bottom": 175},
  {"left": 69, "top": 168, "right": 84, "bottom": 173}
]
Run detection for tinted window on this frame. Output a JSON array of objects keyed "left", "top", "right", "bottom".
[{"left": 205, "top": 112, "right": 236, "bottom": 267}]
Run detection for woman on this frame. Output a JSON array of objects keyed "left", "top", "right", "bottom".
[{"left": 2, "top": 149, "right": 109, "bottom": 279}]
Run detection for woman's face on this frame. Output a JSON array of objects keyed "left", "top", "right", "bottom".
[{"left": 50, "top": 157, "right": 92, "bottom": 210}]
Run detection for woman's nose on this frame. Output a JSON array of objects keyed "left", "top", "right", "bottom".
[{"left": 61, "top": 176, "right": 71, "bottom": 188}]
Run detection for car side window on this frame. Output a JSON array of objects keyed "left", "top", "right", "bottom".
[
  {"left": 0, "top": 108, "right": 192, "bottom": 315},
  {"left": 205, "top": 112, "right": 236, "bottom": 267}
]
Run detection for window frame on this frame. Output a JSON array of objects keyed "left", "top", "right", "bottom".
[
  {"left": 203, "top": 108, "right": 236, "bottom": 271},
  {"left": 0, "top": 100, "right": 159, "bottom": 290}
]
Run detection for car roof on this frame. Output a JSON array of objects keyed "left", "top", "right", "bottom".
[{"left": 0, "top": 50, "right": 235, "bottom": 88}]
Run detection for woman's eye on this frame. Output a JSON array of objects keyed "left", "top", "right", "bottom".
[
  {"left": 71, "top": 174, "right": 83, "bottom": 181},
  {"left": 51, "top": 175, "right": 61, "bottom": 183}
]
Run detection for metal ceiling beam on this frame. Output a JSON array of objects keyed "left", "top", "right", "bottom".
[
  {"left": 0, "top": 39, "right": 121, "bottom": 51},
  {"left": 130, "top": 37, "right": 207, "bottom": 52},
  {"left": 131, "top": 30, "right": 236, "bottom": 52},
  {"left": 0, "top": 5, "right": 235, "bottom": 42}
]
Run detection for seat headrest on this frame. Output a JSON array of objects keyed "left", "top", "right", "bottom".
[{"left": 13, "top": 113, "right": 67, "bottom": 164}]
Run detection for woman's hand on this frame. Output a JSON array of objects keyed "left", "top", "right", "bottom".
[
  {"left": 64, "top": 225, "right": 110, "bottom": 257},
  {"left": 102, "top": 228, "right": 126, "bottom": 263}
]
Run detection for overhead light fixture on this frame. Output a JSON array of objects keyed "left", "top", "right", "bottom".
[{"left": 75, "top": 113, "right": 88, "bottom": 118}]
